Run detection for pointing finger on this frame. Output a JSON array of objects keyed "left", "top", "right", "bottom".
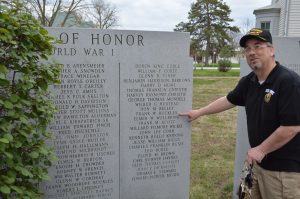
[{"left": 178, "top": 112, "right": 190, "bottom": 116}]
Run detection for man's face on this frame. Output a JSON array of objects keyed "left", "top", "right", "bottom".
[{"left": 244, "top": 39, "right": 274, "bottom": 71}]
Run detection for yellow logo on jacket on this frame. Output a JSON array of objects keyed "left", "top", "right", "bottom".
[{"left": 264, "top": 89, "right": 275, "bottom": 103}]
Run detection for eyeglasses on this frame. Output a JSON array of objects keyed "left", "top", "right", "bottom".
[{"left": 244, "top": 44, "right": 269, "bottom": 54}]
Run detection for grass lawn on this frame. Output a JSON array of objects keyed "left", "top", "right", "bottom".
[
  {"left": 189, "top": 76, "right": 239, "bottom": 199},
  {"left": 193, "top": 69, "right": 240, "bottom": 77}
]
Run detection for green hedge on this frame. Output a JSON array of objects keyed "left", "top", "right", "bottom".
[{"left": 0, "top": 1, "right": 61, "bottom": 198}]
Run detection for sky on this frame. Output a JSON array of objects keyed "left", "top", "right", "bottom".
[{"left": 109, "top": 0, "right": 271, "bottom": 32}]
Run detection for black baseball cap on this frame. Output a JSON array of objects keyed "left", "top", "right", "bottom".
[{"left": 239, "top": 28, "right": 272, "bottom": 47}]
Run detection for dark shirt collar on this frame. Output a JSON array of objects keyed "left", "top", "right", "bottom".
[
  {"left": 250, "top": 61, "right": 280, "bottom": 85},
  {"left": 264, "top": 61, "right": 280, "bottom": 85}
]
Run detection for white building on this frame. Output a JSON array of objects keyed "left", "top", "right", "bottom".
[{"left": 254, "top": 0, "right": 300, "bottom": 37}]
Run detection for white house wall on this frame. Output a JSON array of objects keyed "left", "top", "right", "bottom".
[
  {"left": 288, "top": 0, "right": 300, "bottom": 36},
  {"left": 256, "top": 0, "right": 300, "bottom": 37},
  {"left": 255, "top": 10, "right": 280, "bottom": 36},
  {"left": 277, "top": 0, "right": 287, "bottom": 37}
]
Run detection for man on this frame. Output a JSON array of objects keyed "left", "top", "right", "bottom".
[{"left": 180, "top": 28, "right": 300, "bottom": 198}]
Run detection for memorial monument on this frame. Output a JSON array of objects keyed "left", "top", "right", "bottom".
[{"left": 41, "top": 28, "right": 193, "bottom": 199}]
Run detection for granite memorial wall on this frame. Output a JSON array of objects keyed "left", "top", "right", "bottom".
[{"left": 41, "top": 28, "right": 193, "bottom": 199}]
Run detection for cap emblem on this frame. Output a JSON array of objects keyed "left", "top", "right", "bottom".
[{"left": 248, "top": 28, "right": 263, "bottom": 36}]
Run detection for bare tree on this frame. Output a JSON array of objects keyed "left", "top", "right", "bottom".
[
  {"left": 240, "top": 17, "right": 255, "bottom": 34},
  {"left": 87, "top": 0, "right": 118, "bottom": 29},
  {"left": 23, "top": 0, "right": 86, "bottom": 27}
]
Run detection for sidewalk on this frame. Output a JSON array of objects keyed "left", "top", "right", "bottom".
[
  {"left": 195, "top": 67, "right": 240, "bottom": 70},
  {"left": 193, "top": 76, "right": 239, "bottom": 79}
]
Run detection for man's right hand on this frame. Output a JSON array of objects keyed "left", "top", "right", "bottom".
[
  {"left": 179, "top": 96, "right": 235, "bottom": 122},
  {"left": 179, "top": 110, "right": 201, "bottom": 122}
]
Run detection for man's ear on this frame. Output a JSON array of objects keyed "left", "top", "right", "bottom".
[{"left": 270, "top": 47, "right": 275, "bottom": 57}]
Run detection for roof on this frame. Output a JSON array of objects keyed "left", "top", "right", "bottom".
[{"left": 254, "top": 3, "right": 281, "bottom": 11}]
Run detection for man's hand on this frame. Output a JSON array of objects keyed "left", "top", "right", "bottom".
[
  {"left": 246, "top": 125, "right": 300, "bottom": 165},
  {"left": 246, "top": 146, "right": 266, "bottom": 165},
  {"left": 179, "top": 110, "right": 201, "bottom": 122},
  {"left": 179, "top": 96, "right": 235, "bottom": 122}
]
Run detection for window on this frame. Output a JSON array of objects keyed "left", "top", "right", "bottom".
[{"left": 261, "top": 22, "right": 271, "bottom": 31}]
